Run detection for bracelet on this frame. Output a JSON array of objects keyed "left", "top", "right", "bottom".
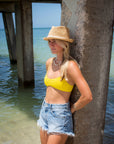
[{"left": 73, "top": 104, "right": 76, "bottom": 110}]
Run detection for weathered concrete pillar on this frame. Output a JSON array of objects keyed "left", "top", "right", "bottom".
[
  {"left": 61, "top": 0, "right": 114, "bottom": 144},
  {"left": 2, "top": 12, "right": 17, "bottom": 64},
  {"left": 15, "top": 0, "right": 34, "bottom": 87}
]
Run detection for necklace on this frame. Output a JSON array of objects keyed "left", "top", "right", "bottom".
[{"left": 53, "top": 57, "right": 62, "bottom": 66}]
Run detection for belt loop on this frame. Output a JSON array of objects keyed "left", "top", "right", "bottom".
[{"left": 50, "top": 103, "right": 52, "bottom": 109}]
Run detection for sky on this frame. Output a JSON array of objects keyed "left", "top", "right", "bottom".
[{"left": 0, "top": 3, "right": 61, "bottom": 29}]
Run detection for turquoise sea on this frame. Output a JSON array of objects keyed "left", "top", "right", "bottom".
[{"left": 0, "top": 28, "right": 114, "bottom": 144}]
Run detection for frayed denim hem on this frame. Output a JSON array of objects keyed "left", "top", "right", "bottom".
[
  {"left": 37, "top": 120, "right": 48, "bottom": 132},
  {"left": 48, "top": 131, "right": 75, "bottom": 137},
  {"left": 37, "top": 120, "right": 75, "bottom": 137}
]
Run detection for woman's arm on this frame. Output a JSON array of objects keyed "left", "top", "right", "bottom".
[{"left": 68, "top": 60, "right": 93, "bottom": 113}]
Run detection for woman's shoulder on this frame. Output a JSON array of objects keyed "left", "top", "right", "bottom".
[
  {"left": 46, "top": 57, "right": 54, "bottom": 69},
  {"left": 67, "top": 60, "right": 81, "bottom": 81},
  {"left": 68, "top": 60, "right": 80, "bottom": 70},
  {"left": 67, "top": 60, "right": 80, "bottom": 75}
]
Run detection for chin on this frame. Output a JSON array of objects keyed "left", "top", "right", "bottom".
[
  {"left": 51, "top": 51, "right": 57, "bottom": 54},
  {"left": 51, "top": 51, "right": 56, "bottom": 54}
]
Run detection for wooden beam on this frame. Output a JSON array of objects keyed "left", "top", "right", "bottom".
[
  {"left": 29, "top": 0, "right": 62, "bottom": 3},
  {"left": 0, "top": 0, "right": 18, "bottom": 2},
  {"left": 0, "top": 3, "right": 15, "bottom": 12},
  {"left": 0, "top": 0, "right": 61, "bottom": 12},
  {"left": 0, "top": 0, "right": 61, "bottom": 3}
]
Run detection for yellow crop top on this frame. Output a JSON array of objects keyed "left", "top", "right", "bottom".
[{"left": 44, "top": 73, "right": 74, "bottom": 92}]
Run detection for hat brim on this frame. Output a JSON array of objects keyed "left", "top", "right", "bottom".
[{"left": 43, "top": 36, "right": 73, "bottom": 43}]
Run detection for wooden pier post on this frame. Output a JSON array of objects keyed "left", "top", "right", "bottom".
[
  {"left": 61, "top": 0, "right": 114, "bottom": 144},
  {"left": 15, "top": 0, "right": 34, "bottom": 87},
  {"left": 2, "top": 12, "right": 17, "bottom": 64}
]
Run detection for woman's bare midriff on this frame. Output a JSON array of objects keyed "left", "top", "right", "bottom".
[{"left": 45, "top": 86, "right": 71, "bottom": 104}]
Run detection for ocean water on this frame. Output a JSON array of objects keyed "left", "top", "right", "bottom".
[{"left": 0, "top": 28, "right": 114, "bottom": 144}]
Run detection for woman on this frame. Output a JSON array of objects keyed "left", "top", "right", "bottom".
[{"left": 37, "top": 26, "right": 92, "bottom": 144}]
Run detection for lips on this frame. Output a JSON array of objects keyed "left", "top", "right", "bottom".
[
  {"left": 51, "top": 48, "right": 56, "bottom": 50},
  {"left": 51, "top": 47, "right": 56, "bottom": 51}
]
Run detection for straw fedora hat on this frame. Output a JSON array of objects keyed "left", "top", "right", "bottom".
[{"left": 43, "top": 26, "right": 73, "bottom": 43}]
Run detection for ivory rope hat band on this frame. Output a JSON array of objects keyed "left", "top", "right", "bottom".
[{"left": 43, "top": 26, "right": 73, "bottom": 43}]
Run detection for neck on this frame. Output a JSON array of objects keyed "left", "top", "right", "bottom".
[
  {"left": 56, "top": 53, "right": 63, "bottom": 61},
  {"left": 53, "top": 53, "right": 63, "bottom": 67}
]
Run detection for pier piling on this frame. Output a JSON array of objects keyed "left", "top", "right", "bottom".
[
  {"left": 2, "top": 12, "right": 17, "bottom": 64},
  {"left": 61, "top": 0, "right": 114, "bottom": 144},
  {"left": 15, "top": 1, "right": 34, "bottom": 87}
]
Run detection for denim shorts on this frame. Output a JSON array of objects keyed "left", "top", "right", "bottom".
[{"left": 37, "top": 99, "right": 75, "bottom": 137}]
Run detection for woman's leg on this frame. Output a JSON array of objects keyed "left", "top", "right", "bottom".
[
  {"left": 40, "top": 128, "right": 48, "bottom": 144},
  {"left": 47, "top": 134, "right": 68, "bottom": 144}
]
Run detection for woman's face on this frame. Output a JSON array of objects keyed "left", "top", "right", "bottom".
[{"left": 48, "top": 39, "right": 63, "bottom": 54}]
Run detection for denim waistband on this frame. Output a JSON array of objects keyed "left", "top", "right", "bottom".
[{"left": 42, "top": 99, "right": 70, "bottom": 109}]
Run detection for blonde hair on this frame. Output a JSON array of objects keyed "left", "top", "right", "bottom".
[{"left": 55, "top": 40, "right": 79, "bottom": 81}]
